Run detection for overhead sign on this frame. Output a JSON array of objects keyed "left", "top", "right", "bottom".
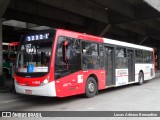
[{"left": 25, "top": 33, "right": 49, "bottom": 42}]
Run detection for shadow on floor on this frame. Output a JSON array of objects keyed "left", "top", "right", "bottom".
[{"left": 0, "top": 77, "right": 15, "bottom": 93}]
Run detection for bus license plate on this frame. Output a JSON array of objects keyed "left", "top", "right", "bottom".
[{"left": 25, "top": 90, "right": 32, "bottom": 94}]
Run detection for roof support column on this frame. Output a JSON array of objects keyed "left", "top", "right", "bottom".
[
  {"left": 139, "top": 36, "right": 148, "bottom": 45},
  {"left": 0, "top": 19, "right": 3, "bottom": 87},
  {"left": 0, "top": 0, "right": 10, "bottom": 87},
  {"left": 0, "top": 0, "right": 10, "bottom": 17},
  {"left": 99, "top": 24, "right": 112, "bottom": 37}
]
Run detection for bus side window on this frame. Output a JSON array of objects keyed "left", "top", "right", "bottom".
[
  {"left": 67, "top": 38, "right": 81, "bottom": 69},
  {"left": 135, "top": 50, "right": 143, "bottom": 63},
  {"left": 99, "top": 44, "right": 104, "bottom": 68},
  {"left": 149, "top": 51, "right": 153, "bottom": 63},
  {"left": 82, "top": 41, "right": 99, "bottom": 69},
  {"left": 116, "top": 48, "right": 127, "bottom": 69},
  {"left": 143, "top": 51, "right": 147, "bottom": 63},
  {"left": 55, "top": 36, "right": 81, "bottom": 79}
]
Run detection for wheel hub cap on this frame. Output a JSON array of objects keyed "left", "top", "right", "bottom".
[{"left": 88, "top": 82, "right": 95, "bottom": 93}]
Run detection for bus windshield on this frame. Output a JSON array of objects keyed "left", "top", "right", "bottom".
[
  {"left": 16, "top": 31, "right": 55, "bottom": 76},
  {"left": 16, "top": 42, "right": 52, "bottom": 74}
]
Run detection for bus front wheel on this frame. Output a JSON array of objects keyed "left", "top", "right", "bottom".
[
  {"left": 138, "top": 72, "right": 144, "bottom": 85},
  {"left": 85, "top": 77, "right": 97, "bottom": 98}
]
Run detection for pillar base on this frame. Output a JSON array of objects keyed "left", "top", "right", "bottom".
[{"left": 0, "top": 74, "right": 5, "bottom": 87}]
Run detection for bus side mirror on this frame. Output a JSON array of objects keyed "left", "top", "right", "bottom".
[
  {"left": 63, "top": 40, "right": 69, "bottom": 69},
  {"left": 63, "top": 40, "right": 69, "bottom": 59}
]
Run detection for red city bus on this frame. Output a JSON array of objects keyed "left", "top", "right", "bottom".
[
  {"left": 8, "top": 42, "right": 20, "bottom": 60},
  {"left": 14, "top": 29, "right": 155, "bottom": 97}
]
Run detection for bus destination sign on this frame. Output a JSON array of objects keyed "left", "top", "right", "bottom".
[{"left": 25, "top": 33, "right": 50, "bottom": 42}]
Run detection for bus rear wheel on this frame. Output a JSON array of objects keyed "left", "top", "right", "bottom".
[
  {"left": 85, "top": 77, "right": 97, "bottom": 98},
  {"left": 138, "top": 72, "right": 144, "bottom": 85}
]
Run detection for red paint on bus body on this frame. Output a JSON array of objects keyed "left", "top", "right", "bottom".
[
  {"left": 14, "top": 29, "right": 156, "bottom": 98},
  {"left": 14, "top": 29, "right": 106, "bottom": 97},
  {"left": 55, "top": 70, "right": 106, "bottom": 97},
  {"left": 14, "top": 74, "right": 49, "bottom": 86}
]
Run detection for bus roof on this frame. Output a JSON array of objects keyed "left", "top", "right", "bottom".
[
  {"left": 57, "top": 29, "right": 153, "bottom": 51},
  {"left": 103, "top": 38, "right": 153, "bottom": 51}
]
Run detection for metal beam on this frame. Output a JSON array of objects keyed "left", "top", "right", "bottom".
[
  {"left": 115, "top": 22, "right": 160, "bottom": 40},
  {"left": 33, "top": 0, "right": 109, "bottom": 23},
  {"left": 140, "top": 20, "right": 160, "bottom": 34},
  {"left": 8, "top": 0, "right": 85, "bottom": 27},
  {"left": 5, "top": 8, "right": 108, "bottom": 35},
  {"left": 116, "top": 23, "right": 146, "bottom": 35},
  {"left": 99, "top": 24, "right": 112, "bottom": 37},
  {"left": 3, "top": 20, "right": 27, "bottom": 28},
  {"left": 0, "top": 0, "right": 10, "bottom": 17},
  {"left": 105, "top": 26, "right": 130, "bottom": 37},
  {"left": 26, "top": 23, "right": 38, "bottom": 29},
  {"left": 4, "top": 9, "right": 75, "bottom": 28},
  {"left": 102, "top": 2, "right": 160, "bottom": 25},
  {"left": 90, "top": 0, "right": 135, "bottom": 19},
  {"left": 0, "top": 19, "right": 2, "bottom": 76},
  {"left": 139, "top": 36, "right": 148, "bottom": 45},
  {"left": 116, "top": 19, "right": 160, "bottom": 36},
  {"left": 108, "top": 6, "right": 160, "bottom": 25},
  {"left": 135, "top": 4, "right": 160, "bottom": 21}
]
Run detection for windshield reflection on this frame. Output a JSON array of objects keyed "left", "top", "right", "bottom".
[{"left": 16, "top": 42, "right": 52, "bottom": 73}]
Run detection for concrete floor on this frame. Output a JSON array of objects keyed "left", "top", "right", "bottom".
[{"left": 1, "top": 74, "right": 160, "bottom": 120}]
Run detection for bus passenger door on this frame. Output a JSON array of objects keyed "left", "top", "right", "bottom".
[
  {"left": 105, "top": 46, "right": 115, "bottom": 86},
  {"left": 127, "top": 50, "right": 135, "bottom": 82}
]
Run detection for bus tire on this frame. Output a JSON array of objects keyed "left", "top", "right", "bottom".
[
  {"left": 85, "top": 77, "right": 97, "bottom": 98},
  {"left": 138, "top": 72, "right": 144, "bottom": 85}
]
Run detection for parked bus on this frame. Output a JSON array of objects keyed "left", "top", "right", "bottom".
[
  {"left": 3, "top": 42, "right": 19, "bottom": 78},
  {"left": 14, "top": 29, "right": 155, "bottom": 97}
]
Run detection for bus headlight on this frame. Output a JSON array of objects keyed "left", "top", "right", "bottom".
[{"left": 40, "top": 77, "right": 49, "bottom": 86}]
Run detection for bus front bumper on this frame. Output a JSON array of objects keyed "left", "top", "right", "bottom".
[{"left": 14, "top": 81, "right": 56, "bottom": 97}]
